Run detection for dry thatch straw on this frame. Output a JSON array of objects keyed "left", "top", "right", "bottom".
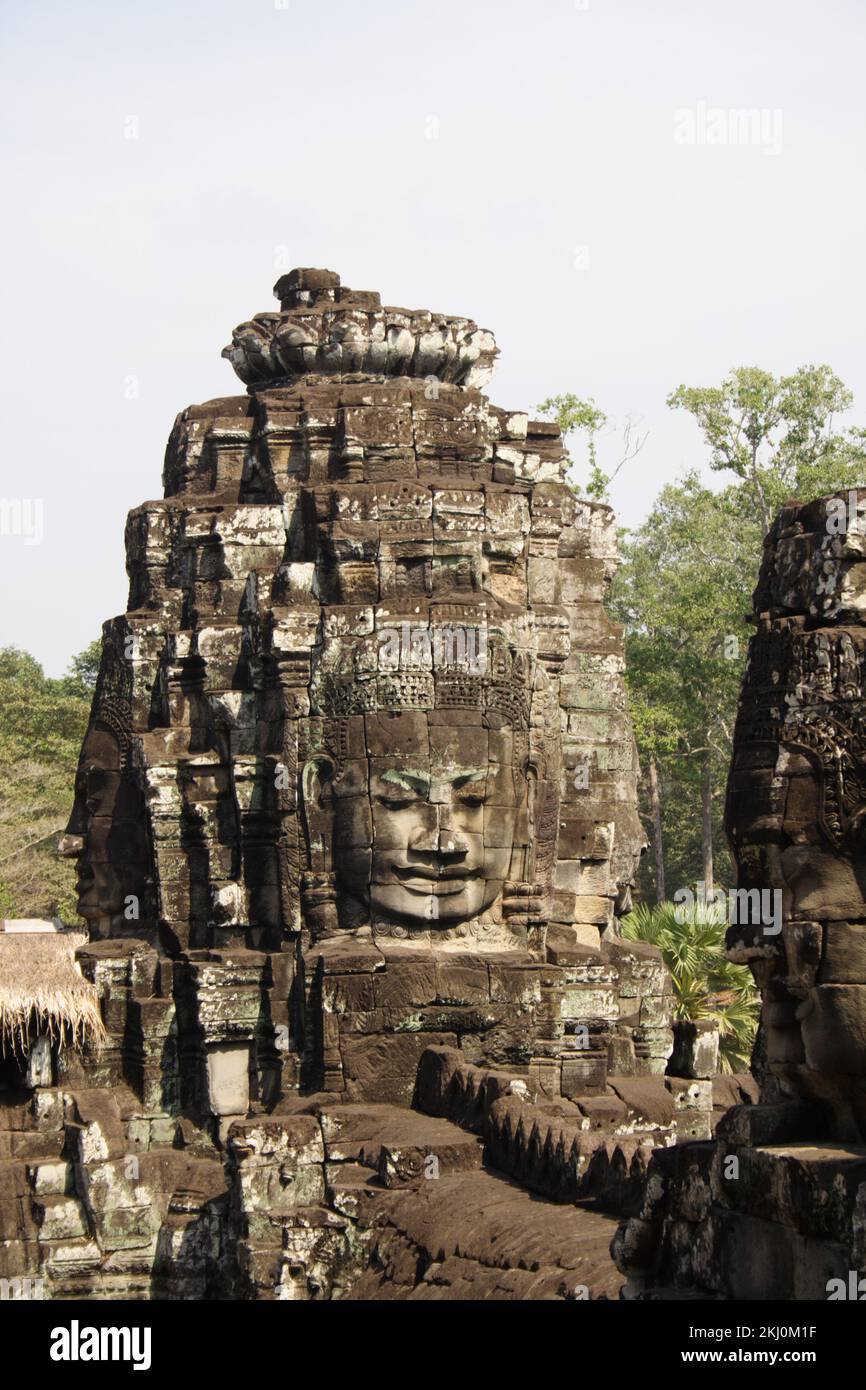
[{"left": 0, "top": 932, "right": 106, "bottom": 1057}]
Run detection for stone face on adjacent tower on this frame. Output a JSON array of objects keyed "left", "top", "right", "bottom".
[
  {"left": 614, "top": 491, "right": 866, "bottom": 1301},
  {"left": 726, "top": 492, "right": 866, "bottom": 1140}
]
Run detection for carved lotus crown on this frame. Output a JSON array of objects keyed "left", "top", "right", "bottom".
[{"left": 222, "top": 267, "right": 499, "bottom": 391}]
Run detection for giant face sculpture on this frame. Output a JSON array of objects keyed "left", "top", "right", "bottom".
[
  {"left": 300, "top": 633, "right": 544, "bottom": 945},
  {"left": 727, "top": 588, "right": 866, "bottom": 1138},
  {"left": 60, "top": 720, "right": 152, "bottom": 936},
  {"left": 304, "top": 710, "right": 532, "bottom": 932},
  {"left": 361, "top": 715, "right": 523, "bottom": 924},
  {"left": 59, "top": 640, "right": 153, "bottom": 939},
  {"left": 64, "top": 270, "right": 647, "bottom": 975}
]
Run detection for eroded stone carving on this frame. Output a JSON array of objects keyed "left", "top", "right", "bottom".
[
  {"left": 222, "top": 266, "right": 499, "bottom": 389},
  {"left": 61, "top": 269, "right": 645, "bottom": 975},
  {"left": 0, "top": 269, "right": 695, "bottom": 1303},
  {"left": 59, "top": 621, "right": 154, "bottom": 939},
  {"left": 727, "top": 492, "right": 866, "bottom": 1141}
]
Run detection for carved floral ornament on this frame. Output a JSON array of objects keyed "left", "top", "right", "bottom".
[{"left": 222, "top": 268, "right": 499, "bottom": 391}]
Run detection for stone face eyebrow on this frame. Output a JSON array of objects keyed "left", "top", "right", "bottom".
[
  {"left": 379, "top": 768, "right": 488, "bottom": 795},
  {"left": 380, "top": 769, "right": 430, "bottom": 794},
  {"left": 452, "top": 770, "right": 488, "bottom": 787}
]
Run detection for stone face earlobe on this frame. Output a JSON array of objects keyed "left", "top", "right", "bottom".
[{"left": 300, "top": 756, "right": 336, "bottom": 874}]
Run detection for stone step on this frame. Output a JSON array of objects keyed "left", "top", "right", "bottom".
[
  {"left": 2, "top": 1130, "right": 66, "bottom": 1162},
  {"left": 64, "top": 1088, "right": 127, "bottom": 1162},
  {"left": 28, "top": 1160, "right": 73, "bottom": 1197},
  {"left": 317, "top": 1102, "right": 485, "bottom": 1180},
  {"left": 0, "top": 1092, "right": 38, "bottom": 1131},
  {"left": 42, "top": 1235, "right": 102, "bottom": 1280},
  {"left": 324, "top": 1162, "right": 382, "bottom": 1220},
  {"left": 0, "top": 1159, "right": 41, "bottom": 1243},
  {"left": 346, "top": 1167, "right": 623, "bottom": 1300}
]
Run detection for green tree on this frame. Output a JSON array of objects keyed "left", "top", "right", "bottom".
[
  {"left": 668, "top": 365, "right": 865, "bottom": 535},
  {"left": 58, "top": 638, "right": 102, "bottom": 698},
  {"left": 622, "top": 901, "right": 759, "bottom": 1073},
  {"left": 0, "top": 643, "right": 97, "bottom": 922},
  {"left": 536, "top": 393, "right": 647, "bottom": 500},
  {"left": 617, "top": 364, "right": 866, "bottom": 902},
  {"left": 611, "top": 475, "right": 750, "bottom": 899}
]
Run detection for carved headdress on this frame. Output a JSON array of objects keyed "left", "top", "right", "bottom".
[{"left": 311, "top": 626, "right": 532, "bottom": 725}]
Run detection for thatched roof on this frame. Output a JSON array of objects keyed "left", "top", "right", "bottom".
[{"left": 0, "top": 932, "right": 105, "bottom": 1056}]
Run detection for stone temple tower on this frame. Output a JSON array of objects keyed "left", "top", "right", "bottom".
[
  {"left": 4, "top": 269, "right": 700, "bottom": 1301},
  {"left": 60, "top": 266, "right": 663, "bottom": 1103}
]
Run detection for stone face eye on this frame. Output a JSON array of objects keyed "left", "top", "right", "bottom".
[{"left": 377, "top": 794, "right": 417, "bottom": 809}]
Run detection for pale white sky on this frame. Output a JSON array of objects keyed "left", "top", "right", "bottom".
[{"left": 1, "top": 0, "right": 864, "bottom": 675}]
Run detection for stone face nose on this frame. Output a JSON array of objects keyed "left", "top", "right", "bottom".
[{"left": 437, "top": 829, "right": 468, "bottom": 857}]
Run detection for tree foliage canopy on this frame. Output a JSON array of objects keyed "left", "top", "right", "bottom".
[
  {"left": 616, "top": 363, "right": 866, "bottom": 901},
  {"left": 0, "top": 643, "right": 96, "bottom": 922}
]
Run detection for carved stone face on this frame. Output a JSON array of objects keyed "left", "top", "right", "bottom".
[
  {"left": 729, "top": 745, "right": 866, "bottom": 922},
  {"left": 60, "top": 724, "right": 150, "bottom": 934},
  {"left": 727, "top": 632, "right": 866, "bottom": 1137},
  {"left": 303, "top": 709, "right": 530, "bottom": 929}
]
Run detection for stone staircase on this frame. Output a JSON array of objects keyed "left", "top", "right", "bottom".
[
  {"left": 224, "top": 1088, "right": 628, "bottom": 1300},
  {"left": 0, "top": 1038, "right": 751, "bottom": 1300}
]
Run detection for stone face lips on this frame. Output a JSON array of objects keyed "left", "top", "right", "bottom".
[{"left": 222, "top": 268, "right": 500, "bottom": 390}]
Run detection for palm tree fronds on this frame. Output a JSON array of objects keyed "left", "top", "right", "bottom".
[{"left": 621, "top": 900, "right": 759, "bottom": 1074}]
